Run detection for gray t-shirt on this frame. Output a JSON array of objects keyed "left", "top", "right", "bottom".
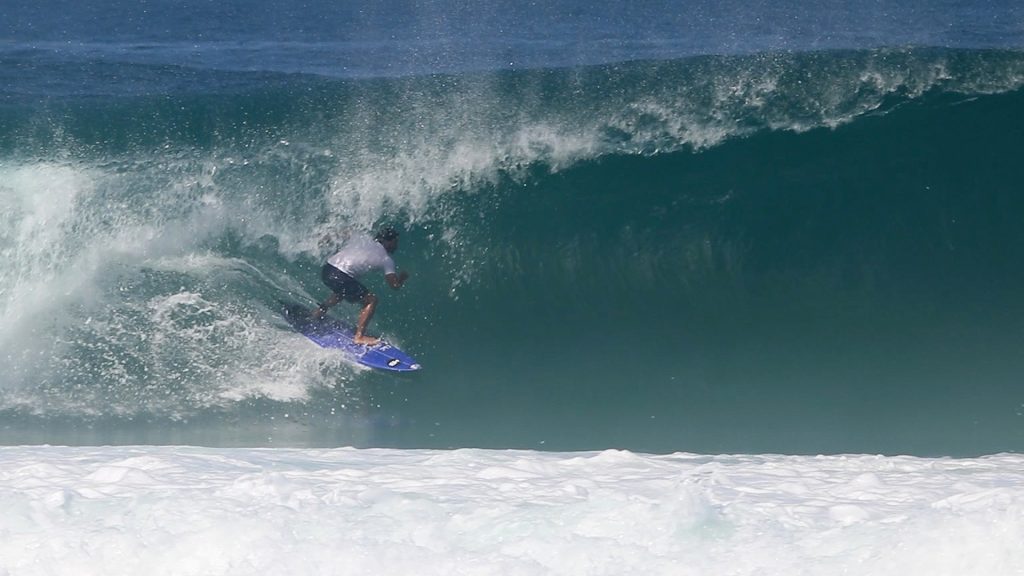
[{"left": 326, "top": 235, "right": 396, "bottom": 278}]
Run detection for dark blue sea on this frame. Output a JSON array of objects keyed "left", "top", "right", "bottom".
[{"left": 2, "top": 0, "right": 1024, "bottom": 455}]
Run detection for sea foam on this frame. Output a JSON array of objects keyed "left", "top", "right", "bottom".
[{"left": 0, "top": 446, "right": 1020, "bottom": 575}]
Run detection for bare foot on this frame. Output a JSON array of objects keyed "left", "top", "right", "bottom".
[{"left": 353, "top": 335, "right": 380, "bottom": 346}]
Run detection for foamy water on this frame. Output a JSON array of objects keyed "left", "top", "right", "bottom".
[{"left": 1, "top": 446, "right": 1021, "bottom": 575}]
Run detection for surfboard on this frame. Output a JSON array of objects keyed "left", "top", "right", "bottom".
[{"left": 279, "top": 301, "right": 421, "bottom": 372}]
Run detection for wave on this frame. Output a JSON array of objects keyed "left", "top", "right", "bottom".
[{"left": 2, "top": 48, "right": 1023, "bottom": 454}]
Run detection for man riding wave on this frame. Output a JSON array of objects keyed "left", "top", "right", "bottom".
[{"left": 311, "top": 226, "right": 409, "bottom": 346}]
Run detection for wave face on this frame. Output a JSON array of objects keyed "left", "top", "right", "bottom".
[{"left": 2, "top": 47, "right": 1024, "bottom": 454}]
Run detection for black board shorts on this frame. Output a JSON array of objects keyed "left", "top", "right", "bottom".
[{"left": 321, "top": 264, "right": 369, "bottom": 303}]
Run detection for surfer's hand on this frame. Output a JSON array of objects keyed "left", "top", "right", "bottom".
[{"left": 386, "top": 271, "right": 409, "bottom": 289}]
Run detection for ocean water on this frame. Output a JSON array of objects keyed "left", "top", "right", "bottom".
[{"left": 2, "top": 1, "right": 1024, "bottom": 572}]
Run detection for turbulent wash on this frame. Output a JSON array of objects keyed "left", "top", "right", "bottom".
[{"left": 0, "top": 446, "right": 1022, "bottom": 575}]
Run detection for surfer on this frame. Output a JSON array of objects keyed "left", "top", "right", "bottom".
[{"left": 311, "top": 226, "right": 410, "bottom": 345}]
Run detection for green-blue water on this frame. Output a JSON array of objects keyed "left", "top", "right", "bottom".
[{"left": 2, "top": 11, "right": 1024, "bottom": 455}]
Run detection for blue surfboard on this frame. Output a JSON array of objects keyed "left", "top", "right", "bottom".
[{"left": 280, "top": 301, "right": 421, "bottom": 372}]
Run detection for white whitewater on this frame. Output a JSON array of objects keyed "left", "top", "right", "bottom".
[{"left": 1, "top": 446, "right": 1021, "bottom": 575}]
